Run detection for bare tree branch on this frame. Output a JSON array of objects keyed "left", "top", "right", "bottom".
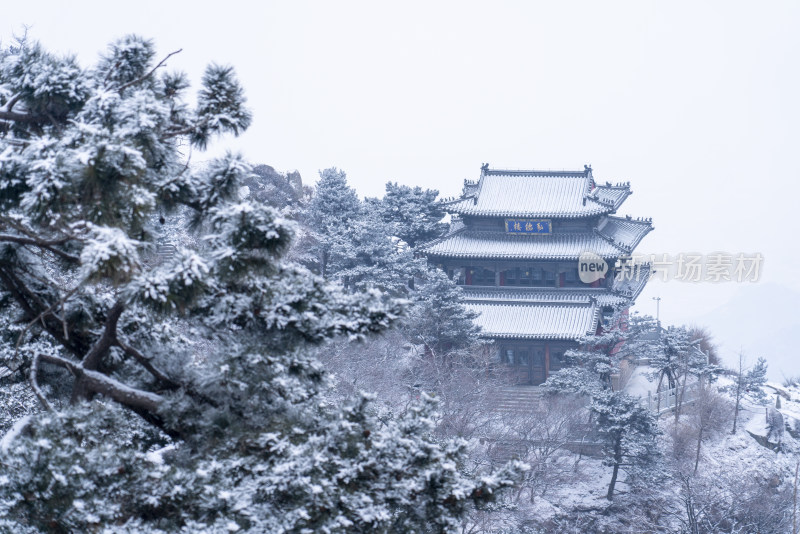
[
  {"left": 0, "top": 110, "right": 36, "bottom": 123},
  {"left": 0, "top": 265, "right": 86, "bottom": 358},
  {"left": 81, "top": 301, "right": 125, "bottom": 371},
  {"left": 14, "top": 285, "right": 79, "bottom": 360},
  {"left": 29, "top": 353, "right": 53, "bottom": 412},
  {"left": 38, "top": 352, "right": 165, "bottom": 413},
  {"left": 115, "top": 337, "right": 178, "bottom": 388},
  {"left": 1, "top": 92, "right": 23, "bottom": 113},
  {"left": 117, "top": 49, "right": 183, "bottom": 93},
  {"left": 0, "top": 234, "right": 80, "bottom": 262}
]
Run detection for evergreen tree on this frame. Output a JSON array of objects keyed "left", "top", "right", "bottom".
[
  {"left": 543, "top": 325, "right": 626, "bottom": 396},
  {"left": 0, "top": 36, "right": 522, "bottom": 532},
  {"left": 405, "top": 268, "right": 482, "bottom": 355},
  {"left": 242, "top": 164, "right": 306, "bottom": 210},
  {"left": 306, "top": 177, "right": 426, "bottom": 296},
  {"left": 326, "top": 204, "right": 426, "bottom": 296},
  {"left": 725, "top": 354, "right": 769, "bottom": 433},
  {"left": 543, "top": 320, "right": 660, "bottom": 501},
  {"left": 306, "top": 167, "right": 362, "bottom": 277},
  {"left": 627, "top": 319, "right": 694, "bottom": 391},
  {"left": 378, "top": 182, "right": 447, "bottom": 248},
  {"left": 592, "top": 390, "right": 660, "bottom": 500}
]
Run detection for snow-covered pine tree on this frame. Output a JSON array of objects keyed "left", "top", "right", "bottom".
[
  {"left": 542, "top": 319, "right": 660, "bottom": 501},
  {"left": 726, "top": 354, "right": 769, "bottom": 433},
  {"left": 326, "top": 204, "right": 426, "bottom": 296},
  {"left": 377, "top": 182, "right": 447, "bottom": 248},
  {"left": 242, "top": 164, "right": 306, "bottom": 210},
  {"left": 542, "top": 324, "right": 627, "bottom": 396},
  {"left": 305, "top": 167, "right": 363, "bottom": 278},
  {"left": 592, "top": 389, "right": 660, "bottom": 500},
  {"left": 405, "top": 267, "right": 482, "bottom": 356},
  {"left": 626, "top": 317, "right": 721, "bottom": 420},
  {"left": 0, "top": 35, "right": 522, "bottom": 532},
  {"left": 305, "top": 173, "right": 427, "bottom": 296},
  {"left": 626, "top": 318, "right": 694, "bottom": 392}
]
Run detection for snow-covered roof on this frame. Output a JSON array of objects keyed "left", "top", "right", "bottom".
[
  {"left": 596, "top": 216, "right": 653, "bottom": 253},
  {"left": 423, "top": 212, "right": 652, "bottom": 260},
  {"left": 611, "top": 263, "right": 651, "bottom": 301},
  {"left": 423, "top": 229, "right": 626, "bottom": 260},
  {"left": 467, "top": 300, "right": 600, "bottom": 339},
  {"left": 443, "top": 167, "right": 631, "bottom": 218},
  {"left": 462, "top": 286, "right": 629, "bottom": 307}
]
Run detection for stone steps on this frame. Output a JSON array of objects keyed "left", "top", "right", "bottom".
[
  {"left": 492, "top": 386, "right": 544, "bottom": 414},
  {"left": 156, "top": 243, "right": 176, "bottom": 262}
]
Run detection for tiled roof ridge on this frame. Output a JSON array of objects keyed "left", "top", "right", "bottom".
[
  {"left": 463, "top": 284, "right": 632, "bottom": 310},
  {"left": 468, "top": 299, "right": 598, "bottom": 307},
  {"left": 463, "top": 285, "right": 610, "bottom": 296},
  {"left": 438, "top": 165, "right": 643, "bottom": 219},
  {"left": 592, "top": 227, "right": 632, "bottom": 254},
  {"left": 421, "top": 228, "right": 628, "bottom": 260},
  {"left": 483, "top": 168, "right": 589, "bottom": 178},
  {"left": 459, "top": 229, "right": 617, "bottom": 243},
  {"left": 612, "top": 262, "right": 652, "bottom": 300},
  {"left": 416, "top": 221, "right": 467, "bottom": 250},
  {"left": 595, "top": 181, "right": 632, "bottom": 190},
  {"left": 441, "top": 195, "right": 474, "bottom": 206},
  {"left": 606, "top": 214, "right": 654, "bottom": 224},
  {"left": 448, "top": 206, "right": 610, "bottom": 217},
  {"left": 584, "top": 195, "right": 617, "bottom": 210}
]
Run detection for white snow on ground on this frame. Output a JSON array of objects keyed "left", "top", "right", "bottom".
[{"left": 507, "top": 375, "right": 800, "bottom": 530}]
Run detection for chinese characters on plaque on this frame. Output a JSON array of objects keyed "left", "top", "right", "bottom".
[{"left": 505, "top": 219, "right": 552, "bottom": 235}]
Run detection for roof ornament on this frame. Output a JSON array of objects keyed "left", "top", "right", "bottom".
[{"left": 480, "top": 162, "right": 489, "bottom": 175}]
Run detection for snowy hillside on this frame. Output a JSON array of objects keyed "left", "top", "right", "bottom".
[{"left": 489, "top": 378, "right": 800, "bottom": 533}]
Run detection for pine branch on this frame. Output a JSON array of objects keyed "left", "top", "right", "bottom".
[
  {"left": 117, "top": 49, "right": 182, "bottom": 93},
  {"left": 0, "top": 92, "right": 23, "bottom": 113},
  {"left": 0, "top": 233, "right": 80, "bottom": 262},
  {"left": 115, "top": 337, "right": 178, "bottom": 388},
  {"left": 0, "top": 266, "right": 86, "bottom": 358},
  {"left": 0, "top": 110, "right": 36, "bottom": 123},
  {"left": 80, "top": 301, "right": 125, "bottom": 371},
  {"left": 14, "top": 285, "right": 79, "bottom": 360},
  {"left": 29, "top": 353, "right": 53, "bottom": 412},
  {"left": 38, "top": 352, "right": 165, "bottom": 413}
]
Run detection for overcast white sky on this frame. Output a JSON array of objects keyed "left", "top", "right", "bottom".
[{"left": 5, "top": 1, "right": 800, "bottom": 376}]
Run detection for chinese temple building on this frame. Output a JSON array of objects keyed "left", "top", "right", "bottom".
[{"left": 422, "top": 165, "right": 653, "bottom": 385}]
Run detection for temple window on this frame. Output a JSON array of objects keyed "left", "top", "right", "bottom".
[
  {"left": 565, "top": 268, "right": 578, "bottom": 286},
  {"left": 472, "top": 268, "right": 496, "bottom": 286}
]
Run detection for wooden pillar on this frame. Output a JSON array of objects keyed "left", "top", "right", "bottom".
[{"left": 545, "top": 343, "right": 550, "bottom": 380}]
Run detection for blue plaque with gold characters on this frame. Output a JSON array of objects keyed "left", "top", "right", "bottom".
[{"left": 505, "top": 219, "right": 552, "bottom": 235}]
